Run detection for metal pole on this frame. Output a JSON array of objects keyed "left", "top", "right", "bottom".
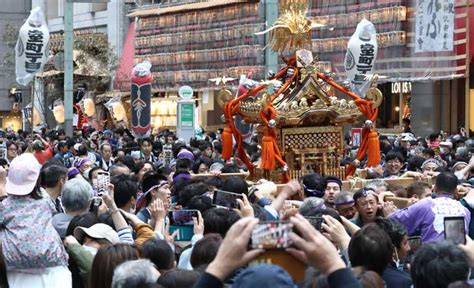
[
  {"left": 64, "top": 0, "right": 74, "bottom": 137},
  {"left": 465, "top": 0, "right": 471, "bottom": 137}
]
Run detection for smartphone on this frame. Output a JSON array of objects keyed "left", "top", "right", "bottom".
[
  {"left": 89, "top": 197, "right": 102, "bottom": 214},
  {"left": 407, "top": 236, "right": 422, "bottom": 253},
  {"left": 168, "top": 210, "right": 198, "bottom": 226},
  {"left": 96, "top": 171, "right": 110, "bottom": 196},
  {"left": 305, "top": 216, "right": 324, "bottom": 232},
  {"left": 168, "top": 209, "right": 198, "bottom": 242},
  {"left": 444, "top": 216, "right": 466, "bottom": 245},
  {"left": 212, "top": 190, "right": 244, "bottom": 209},
  {"left": 249, "top": 221, "right": 293, "bottom": 249}
]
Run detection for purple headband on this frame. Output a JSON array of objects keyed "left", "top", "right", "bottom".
[
  {"left": 335, "top": 200, "right": 355, "bottom": 207},
  {"left": 75, "top": 158, "right": 90, "bottom": 169},
  {"left": 67, "top": 168, "right": 80, "bottom": 179}
]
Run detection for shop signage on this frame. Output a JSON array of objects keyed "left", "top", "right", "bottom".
[
  {"left": 180, "top": 103, "right": 194, "bottom": 128},
  {"left": 344, "top": 19, "right": 378, "bottom": 97},
  {"left": 179, "top": 86, "right": 194, "bottom": 99},
  {"left": 391, "top": 82, "right": 412, "bottom": 94},
  {"left": 415, "top": 0, "right": 454, "bottom": 52}
]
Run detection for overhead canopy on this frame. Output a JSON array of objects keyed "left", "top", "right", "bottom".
[{"left": 127, "top": 0, "right": 256, "bottom": 17}]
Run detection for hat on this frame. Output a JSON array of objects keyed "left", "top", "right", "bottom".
[
  {"left": 74, "top": 223, "right": 119, "bottom": 244},
  {"left": 440, "top": 141, "right": 453, "bottom": 149},
  {"left": 6, "top": 153, "right": 41, "bottom": 196},
  {"left": 32, "top": 140, "right": 44, "bottom": 151},
  {"left": 177, "top": 149, "right": 194, "bottom": 161},
  {"left": 325, "top": 176, "right": 342, "bottom": 188},
  {"left": 233, "top": 264, "right": 297, "bottom": 288}
]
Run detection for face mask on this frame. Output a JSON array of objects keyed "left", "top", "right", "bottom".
[
  {"left": 83, "top": 245, "right": 98, "bottom": 256},
  {"left": 455, "top": 170, "right": 465, "bottom": 180},
  {"left": 393, "top": 247, "right": 404, "bottom": 271},
  {"left": 82, "top": 168, "right": 92, "bottom": 179}
]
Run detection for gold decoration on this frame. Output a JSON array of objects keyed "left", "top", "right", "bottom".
[
  {"left": 256, "top": 0, "right": 324, "bottom": 53},
  {"left": 366, "top": 87, "right": 383, "bottom": 108},
  {"left": 217, "top": 89, "right": 234, "bottom": 108}
]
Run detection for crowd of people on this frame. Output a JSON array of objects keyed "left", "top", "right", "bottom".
[{"left": 1, "top": 126, "right": 474, "bottom": 288}]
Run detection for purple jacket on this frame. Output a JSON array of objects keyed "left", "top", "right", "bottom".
[{"left": 389, "top": 196, "right": 471, "bottom": 243}]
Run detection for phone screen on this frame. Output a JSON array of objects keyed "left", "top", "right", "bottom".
[
  {"left": 212, "top": 190, "right": 244, "bottom": 209},
  {"left": 250, "top": 221, "right": 293, "bottom": 249},
  {"left": 96, "top": 172, "right": 110, "bottom": 195},
  {"left": 305, "top": 216, "right": 324, "bottom": 232},
  {"left": 168, "top": 210, "right": 198, "bottom": 226},
  {"left": 444, "top": 216, "right": 466, "bottom": 245}
]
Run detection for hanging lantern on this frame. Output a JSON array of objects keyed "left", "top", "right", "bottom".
[
  {"left": 33, "top": 107, "right": 41, "bottom": 126},
  {"left": 112, "top": 102, "right": 126, "bottom": 122},
  {"left": 84, "top": 98, "right": 96, "bottom": 117},
  {"left": 53, "top": 104, "right": 65, "bottom": 124}
]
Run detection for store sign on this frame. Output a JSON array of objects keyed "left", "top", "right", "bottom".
[
  {"left": 415, "top": 0, "right": 454, "bottom": 52},
  {"left": 180, "top": 103, "right": 194, "bottom": 128},
  {"left": 344, "top": 19, "right": 378, "bottom": 97},
  {"left": 179, "top": 86, "right": 194, "bottom": 99},
  {"left": 391, "top": 82, "right": 412, "bottom": 94},
  {"left": 15, "top": 7, "right": 50, "bottom": 86}
]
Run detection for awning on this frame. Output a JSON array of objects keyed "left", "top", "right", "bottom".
[
  {"left": 127, "top": 0, "right": 257, "bottom": 18},
  {"left": 113, "top": 22, "right": 136, "bottom": 91}
]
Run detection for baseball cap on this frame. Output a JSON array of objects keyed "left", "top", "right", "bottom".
[
  {"left": 33, "top": 140, "right": 44, "bottom": 151},
  {"left": 6, "top": 153, "right": 41, "bottom": 196},
  {"left": 74, "top": 223, "right": 119, "bottom": 244}
]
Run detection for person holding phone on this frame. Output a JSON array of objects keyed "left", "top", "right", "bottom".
[{"left": 385, "top": 172, "right": 470, "bottom": 243}]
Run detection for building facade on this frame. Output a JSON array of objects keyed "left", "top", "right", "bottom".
[
  {"left": 126, "top": 0, "right": 472, "bottom": 135},
  {"left": 0, "top": 0, "right": 32, "bottom": 131}
]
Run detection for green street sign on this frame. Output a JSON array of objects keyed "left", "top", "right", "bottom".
[{"left": 180, "top": 103, "right": 194, "bottom": 128}]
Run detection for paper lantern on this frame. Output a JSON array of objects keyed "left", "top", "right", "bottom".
[
  {"left": 344, "top": 19, "right": 378, "bottom": 98},
  {"left": 33, "top": 107, "right": 41, "bottom": 126},
  {"left": 53, "top": 105, "right": 65, "bottom": 124},
  {"left": 169, "top": 101, "right": 177, "bottom": 115},
  {"left": 112, "top": 102, "right": 127, "bottom": 121},
  {"left": 158, "top": 100, "right": 168, "bottom": 115},
  {"left": 15, "top": 7, "right": 50, "bottom": 86},
  {"left": 84, "top": 98, "right": 95, "bottom": 117}
]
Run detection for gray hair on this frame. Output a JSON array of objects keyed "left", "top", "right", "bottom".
[
  {"left": 299, "top": 197, "right": 325, "bottom": 215},
  {"left": 61, "top": 178, "right": 93, "bottom": 213},
  {"left": 112, "top": 259, "right": 158, "bottom": 288}
]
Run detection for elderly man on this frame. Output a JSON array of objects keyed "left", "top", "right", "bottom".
[{"left": 52, "top": 178, "right": 93, "bottom": 239}]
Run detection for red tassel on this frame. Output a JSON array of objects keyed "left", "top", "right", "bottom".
[
  {"left": 221, "top": 127, "right": 233, "bottom": 160},
  {"left": 367, "top": 130, "right": 381, "bottom": 167},
  {"left": 260, "top": 135, "right": 276, "bottom": 170}
]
